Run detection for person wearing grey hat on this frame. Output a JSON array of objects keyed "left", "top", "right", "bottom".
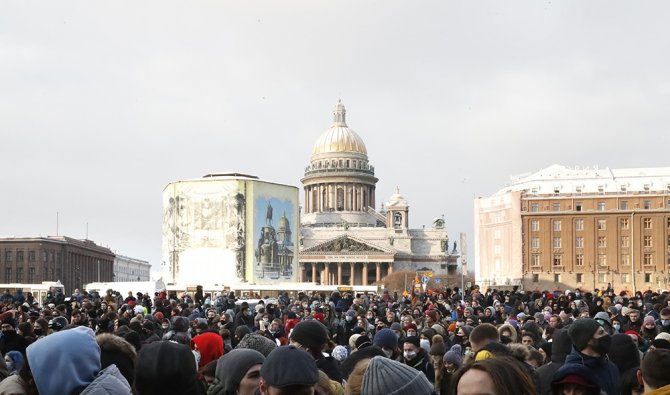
[
  {"left": 209, "top": 348, "right": 265, "bottom": 395},
  {"left": 594, "top": 311, "right": 614, "bottom": 335},
  {"left": 259, "top": 345, "right": 319, "bottom": 395},
  {"left": 236, "top": 332, "right": 277, "bottom": 357},
  {"left": 436, "top": 344, "right": 462, "bottom": 394},
  {"left": 361, "top": 356, "right": 433, "bottom": 395},
  {"left": 565, "top": 318, "right": 620, "bottom": 395}
]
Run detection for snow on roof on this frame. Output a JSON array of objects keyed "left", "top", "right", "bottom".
[{"left": 496, "top": 164, "right": 670, "bottom": 196}]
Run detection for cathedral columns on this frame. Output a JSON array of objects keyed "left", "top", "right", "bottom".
[
  {"left": 337, "top": 263, "right": 342, "bottom": 285},
  {"left": 323, "top": 263, "right": 330, "bottom": 285},
  {"left": 299, "top": 263, "right": 305, "bottom": 282},
  {"left": 362, "top": 263, "right": 368, "bottom": 286},
  {"left": 312, "top": 263, "right": 318, "bottom": 283},
  {"left": 387, "top": 263, "right": 393, "bottom": 275},
  {"left": 375, "top": 262, "right": 381, "bottom": 283},
  {"left": 349, "top": 262, "right": 355, "bottom": 286}
]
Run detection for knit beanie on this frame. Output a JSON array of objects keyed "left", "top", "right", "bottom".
[
  {"left": 644, "top": 316, "right": 655, "bottom": 326},
  {"left": 373, "top": 329, "right": 398, "bottom": 350},
  {"left": 331, "top": 345, "right": 348, "bottom": 362},
  {"left": 568, "top": 318, "right": 601, "bottom": 351},
  {"left": 361, "top": 356, "right": 433, "bottom": 395},
  {"left": 214, "top": 349, "right": 265, "bottom": 394},
  {"left": 443, "top": 344, "right": 462, "bottom": 367},
  {"left": 236, "top": 333, "right": 277, "bottom": 357},
  {"left": 403, "top": 336, "right": 420, "bottom": 349},
  {"left": 355, "top": 335, "right": 372, "bottom": 350}
]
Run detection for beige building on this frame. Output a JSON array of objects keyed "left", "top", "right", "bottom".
[
  {"left": 299, "top": 101, "right": 460, "bottom": 287},
  {"left": 476, "top": 165, "right": 670, "bottom": 292}
]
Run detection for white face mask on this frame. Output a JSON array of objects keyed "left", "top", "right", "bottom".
[
  {"left": 346, "top": 316, "right": 353, "bottom": 322},
  {"left": 383, "top": 349, "right": 393, "bottom": 358},
  {"left": 404, "top": 351, "right": 417, "bottom": 360}
]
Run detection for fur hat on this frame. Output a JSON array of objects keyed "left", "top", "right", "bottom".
[
  {"left": 361, "top": 356, "right": 433, "bottom": 395},
  {"left": 97, "top": 333, "right": 137, "bottom": 386}
]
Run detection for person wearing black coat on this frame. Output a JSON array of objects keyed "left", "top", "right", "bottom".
[{"left": 536, "top": 328, "right": 572, "bottom": 395}]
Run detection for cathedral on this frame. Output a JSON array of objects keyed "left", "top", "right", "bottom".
[
  {"left": 298, "top": 101, "right": 459, "bottom": 286},
  {"left": 160, "top": 100, "right": 459, "bottom": 289}
]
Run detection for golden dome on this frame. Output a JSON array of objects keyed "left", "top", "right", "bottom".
[{"left": 312, "top": 100, "right": 368, "bottom": 156}]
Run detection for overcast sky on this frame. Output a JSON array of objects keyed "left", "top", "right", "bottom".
[{"left": 2, "top": 1, "right": 669, "bottom": 276}]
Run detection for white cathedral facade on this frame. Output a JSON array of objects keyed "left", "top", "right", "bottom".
[{"left": 298, "top": 101, "right": 459, "bottom": 286}]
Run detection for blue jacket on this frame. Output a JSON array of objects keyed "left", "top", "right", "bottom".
[{"left": 563, "top": 347, "right": 619, "bottom": 395}]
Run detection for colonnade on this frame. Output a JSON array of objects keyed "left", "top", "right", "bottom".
[
  {"left": 299, "top": 261, "right": 393, "bottom": 285},
  {"left": 304, "top": 183, "right": 375, "bottom": 213}
]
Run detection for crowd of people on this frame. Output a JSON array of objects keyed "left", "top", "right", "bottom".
[{"left": 0, "top": 284, "right": 670, "bottom": 394}]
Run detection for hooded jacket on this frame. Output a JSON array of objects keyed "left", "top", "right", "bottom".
[
  {"left": 563, "top": 347, "right": 620, "bottom": 395},
  {"left": 26, "top": 326, "right": 132, "bottom": 395}
]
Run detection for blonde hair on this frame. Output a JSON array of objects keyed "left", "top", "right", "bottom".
[{"left": 344, "top": 358, "right": 371, "bottom": 395}]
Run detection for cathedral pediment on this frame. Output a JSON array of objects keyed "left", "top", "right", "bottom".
[{"left": 302, "top": 235, "right": 393, "bottom": 254}]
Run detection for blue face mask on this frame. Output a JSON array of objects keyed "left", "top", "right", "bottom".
[{"left": 662, "top": 320, "right": 670, "bottom": 327}]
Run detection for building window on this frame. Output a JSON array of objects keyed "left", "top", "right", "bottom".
[
  {"left": 644, "top": 236, "right": 653, "bottom": 247},
  {"left": 576, "top": 273, "right": 583, "bottom": 283},
  {"left": 645, "top": 273, "right": 652, "bottom": 283},
  {"left": 621, "top": 236, "right": 629, "bottom": 248},
  {"left": 621, "top": 218, "right": 629, "bottom": 230},
  {"left": 644, "top": 253, "right": 653, "bottom": 266},
  {"left": 531, "top": 254, "right": 540, "bottom": 266},
  {"left": 598, "top": 185, "right": 605, "bottom": 194},
  {"left": 553, "top": 254, "right": 562, "bottom": 267},
  {"left": 575, "top": 202, "right": 583, "bottom": 212},
  {"left": 554, "top": 273, "right": 561, "bottom": 283},
  {"left": 576, "top": 254, "right": 584, "bottom": 266},
  {"left": 553, "top": 220, "right": 561, "bottom": 231},
  {"left": 620, "top": 201, "right": 628, "bottom": 210},
  {"left": 575, "top": 219, "right": 584, "bottom": 231},
  {"left": 552, "top": 203, "right": 561, "bottom": 212},
  {"left": 644, "top": 200, "right": 652, "bottom": 209},
  {"left": 621, "top": 273, "right": 630, "bottom": 283},
  {"left": 597, "top": 202, "right": 606, "bottom": 211},
  {"left": 28, "top": 251, "right": 35, "bottom": 262},
  {"left": 597, "top": 219, "right": 606, "bottom": 230},
  {"left": 553, "top": 237, "right": 562, "bottom": 248},
  {"left": 598, "top": 254, "right": 607, "bottom": 266},
  {"left": 531, "top": 220, "right": 539, "bottom": 232},
  {"left": 42, "top": 252, "right": 47, "bottom": 262},
  {"left": 532, "top": 273, "right": 539, "bottom": 283},
  {"left": 4, "top": 268, "right": 10, "bottom": 283},
  {"left": 4, "top": 251, "right": 12, "bottom": 263},
  {"left": 667, "top": 217, "right": 670, "bottom": 228},
  {"left": 621, "top": 254, "right": 630, "bottom": 266},
  {"left": 598, "top": 236, "right": 606, "bottom": 248},
  {"left": 531, "top": 203, "right": 539, "bottom": 212},
  {"left": 667, "top": 236, "right": 670, "bottom": 249},
  {"left": 16, "top": 267, "right": 23, "bottom": 283},
  {"left": 644, "top": 218, "right": 652, "bottom": 229},
  {"left": 16, "top": 251, "right": 24, "bottom": 262},
  {"left": 28, "top": 267, "right": 35, "bottom": 283},
  {"left": 598, "top": 273, "right": 607, "bottom": 283},
  {"left": 576, "top": 237, "right": 584, "bottom": 248},
  {"left": 531, "top": 237, "right": 540, "bottom": 249}
]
